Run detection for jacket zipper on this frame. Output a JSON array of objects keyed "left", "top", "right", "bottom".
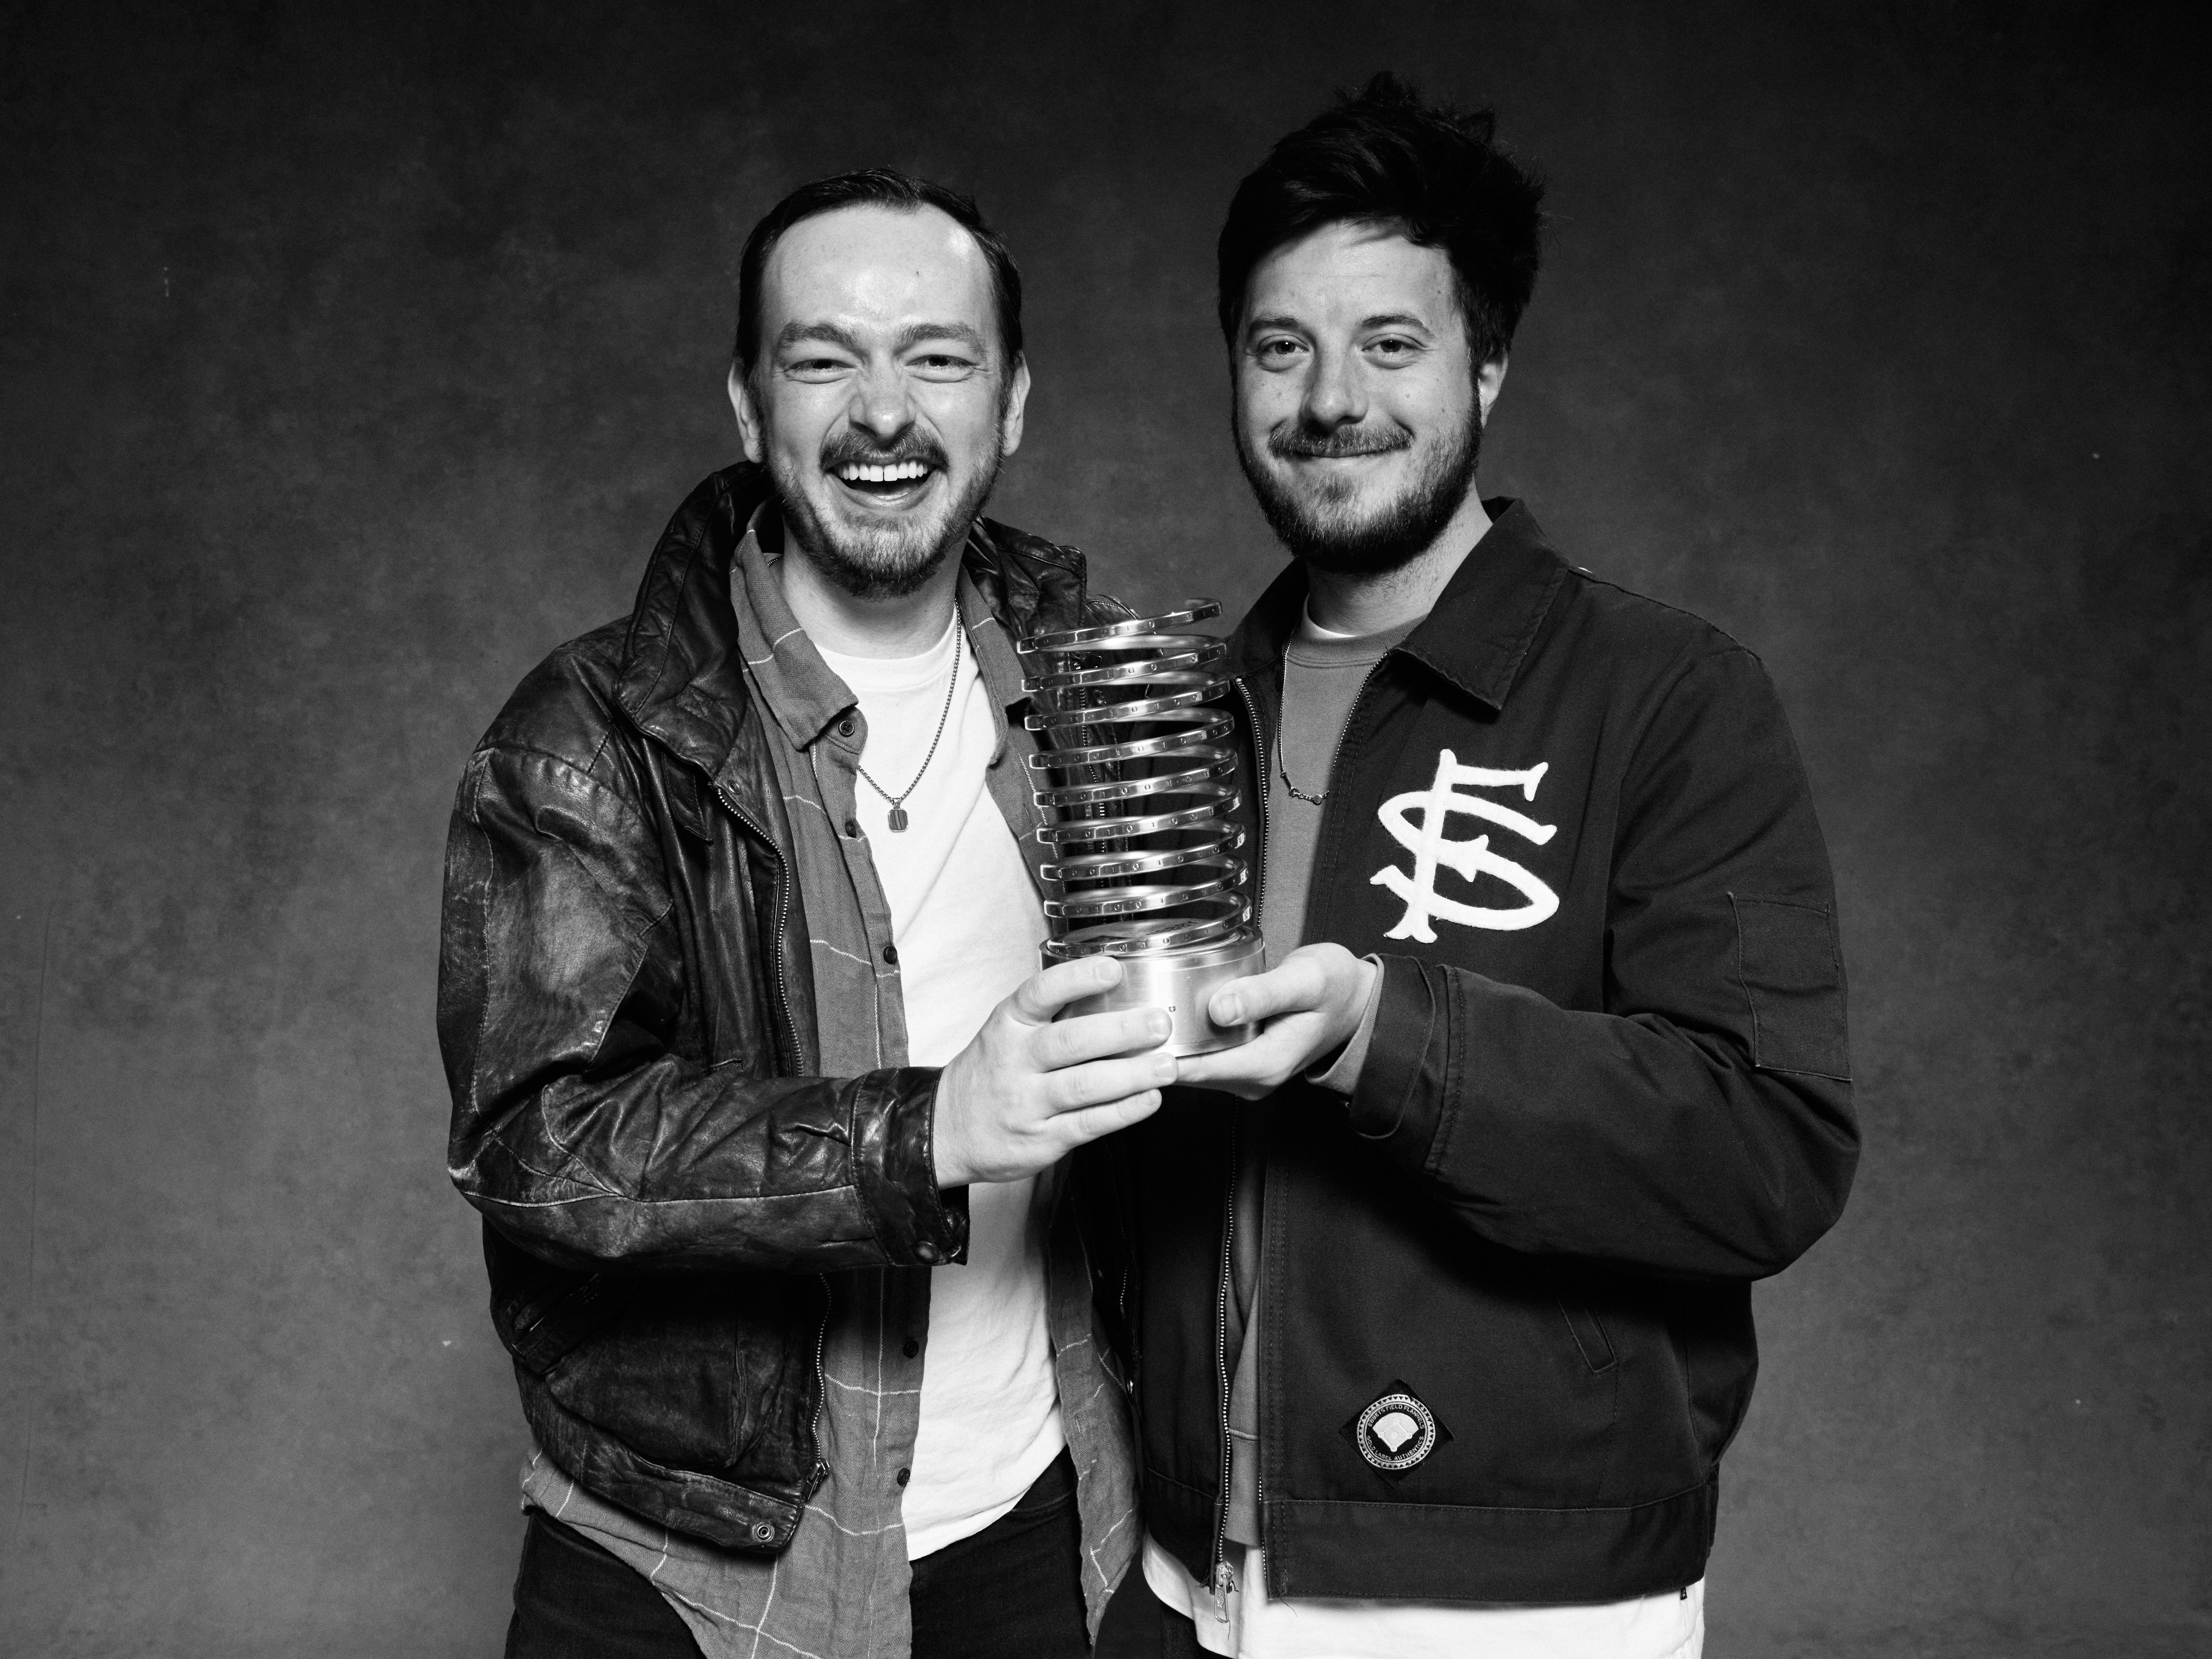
[
  {"left": 1205, "top": 680, "right": 1274, "bottom": 1619},
  {"left": 807, "top": 1273, "right": 832, "bottom": 1497},
  {"left": 1233, "top": 679, "right": 1271, "bottom": 920},
  {"left": 1208, "top": 1115, "right": 1239, "bottom": 1622}
]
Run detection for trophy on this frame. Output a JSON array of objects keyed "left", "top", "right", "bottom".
[{"left": 1020, "top": 601, "right": 1264, "bottom": 1055}]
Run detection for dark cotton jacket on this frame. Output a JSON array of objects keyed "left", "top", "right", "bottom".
[
  {"left": 437, "top": 464, "right": 1125, "bottom": 1551},
  {"left": 1126, "top": 500, "right": 1859, "bottom": 1604}
]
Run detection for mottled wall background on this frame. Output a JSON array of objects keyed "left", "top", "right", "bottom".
[{"left": 3, "top": 1, "right": 2207, "bottom": 1654}]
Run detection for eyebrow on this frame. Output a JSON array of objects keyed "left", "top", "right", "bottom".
[
  {"left": 896, "top": 321, "right": 989, "bottom": 355},
  {"left": 775, "top": 320, "right": 991, "bottom": 356},
  {"left": 1242, "top": 310, "right": 1437, "bottom": 337}
]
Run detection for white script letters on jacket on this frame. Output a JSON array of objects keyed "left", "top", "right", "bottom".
[{"left": 1372, "top": 751, "right": 1560, "bottom": 938}]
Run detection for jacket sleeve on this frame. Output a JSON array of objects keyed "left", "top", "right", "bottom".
[
  {"left": 1345, "top": 646, "right": 1857, "bottom": 1280},
  {"left": 438, "top": 735, "right": 967, "bottom": 1275}
]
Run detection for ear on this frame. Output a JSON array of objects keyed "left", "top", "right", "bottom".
[
  {"left": 727, "top": 362, "right": 766, "bottom": 464},
  {"left": 998, "top": 353, "right": 1032, "bottom": 458},
  {"left": 1476, "top": 354, "right": 1508, "bottom": 427}
]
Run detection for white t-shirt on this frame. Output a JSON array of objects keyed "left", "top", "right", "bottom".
[
  {"left": 1144, "top": 1540, "right": 1703, "bottom": 1659},
  {"left": 816, "top": 612, "right": 1064, "bottom": 1562}
]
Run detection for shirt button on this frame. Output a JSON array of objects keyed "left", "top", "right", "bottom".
[
  {"left": 844, "top": 818, "right": 860, "bottom": 838},
  {"left": 838, "top": 718, "right": 856, "bottom": 737},
  {"left": 882, "top": 944, "right": 899, "bottom": 965},
  {"left": 903, "top": 1338, "right": 920, "bottom": 1359},
  {"left": 750, "top": 1521, "right": 775, "bottom": 1543},
  {"left": 896, "top": 1467, "right": 910, "bottom": 1487}
]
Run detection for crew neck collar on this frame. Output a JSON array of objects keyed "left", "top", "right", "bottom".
[{"left": 817, "top": 609, "right": 963, "bottom": 694}]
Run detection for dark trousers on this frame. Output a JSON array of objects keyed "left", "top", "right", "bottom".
[
  {"left": 1093, "top": 1566, "right": 1206, "bottom": 1659},
  {"left": 505, "top": 1449, "right": 1089, "bottom": 1659}
]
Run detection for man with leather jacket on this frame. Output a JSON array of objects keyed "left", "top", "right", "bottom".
[
  {"left": 1099, "top": 77, "right": 1860, "bottom": 1659},
  {"left": 439, "top": 170, "right": 1168, "bottom": 1659}
]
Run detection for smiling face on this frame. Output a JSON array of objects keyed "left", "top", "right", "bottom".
[
  {"left": 731, "top": 203, "right": 1029, "bottom": 599},
  {"left": 1231, "top": 220, "right": 1502, "bottom": 575}
]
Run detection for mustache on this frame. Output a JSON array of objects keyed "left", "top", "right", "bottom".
[
  {"left": 1268, "top": 421, "right": 1413, "bottom": 461},
  {"left": 820, "top": 432, "right": 949, "bottom": 471}
]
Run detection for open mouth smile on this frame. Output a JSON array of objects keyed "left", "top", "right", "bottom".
[{"left": 832, "top": 459, "right": 938, "bottom": 503}]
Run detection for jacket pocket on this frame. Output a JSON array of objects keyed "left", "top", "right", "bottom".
[
  {"left": 543, "top": 1273, "right": 811, "bottom": 1481},
  {"left": 1728, "top": 894, "right": 1850, "bottom": 1080},
  {"left": 1557, "top": 1301, "right": 1617, "bottom": 1373},
  {"left": 509, "top": 1272, "right": 635, "bottom": 1374}
]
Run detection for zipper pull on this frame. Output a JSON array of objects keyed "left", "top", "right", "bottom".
[{"left": 1210, "top": 1557, "right": 1236, "bottom": 1622}]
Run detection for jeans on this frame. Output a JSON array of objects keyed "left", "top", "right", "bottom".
[
  {"left": 909, "top": 1448, "right": 1088, "bottom": 1659},
  {"left": 504, "top": 1504, "right": 701, "bottom": 1659},
  {"left": 505, "top": 1449, "right": 1088, "bottom": 1659}
]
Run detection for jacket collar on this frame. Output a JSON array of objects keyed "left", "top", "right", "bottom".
[
  {"left": 615, "top": 463, "right": 1091, "bottom": 778},
  {"left": 1226, "top": 498, "right": 1569, "bottom": 712},
  {"left": 728, "top": 511, "right": 1031, "bottom": 760}
]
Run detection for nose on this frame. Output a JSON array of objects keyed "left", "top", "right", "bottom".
[
  {"left": 1301, "top": 341, "right": 1367, "bottom": 430},
  {"left": 849, "top": 365, "right": 915, "bottom": 447}
]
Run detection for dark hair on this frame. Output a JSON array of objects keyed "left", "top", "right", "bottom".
[
  {"left": 734, "top": 168, "right": 1024, "bottom": 373},
  {"left": 1216, "top": 73, "right": 1545, "bottom": 365}
]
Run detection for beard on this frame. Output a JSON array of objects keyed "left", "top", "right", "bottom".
[
  {"left": 1235, "top": 407, "right": 1482, "bottom": 576},
  {"left": 770, "top": 427, "right": 1002, "bottom": 600}
]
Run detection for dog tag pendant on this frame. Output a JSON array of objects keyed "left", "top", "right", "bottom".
[{"left": 887, "top": 806, "right": 909, "bottom": 833}]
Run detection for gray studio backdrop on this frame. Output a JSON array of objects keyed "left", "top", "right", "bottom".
[{"left": 3, "top": 3, "right": 2207, "bottom": 1654}]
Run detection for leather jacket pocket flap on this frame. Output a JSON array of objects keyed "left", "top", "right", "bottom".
[{"left": 510, "top": 1273, "right": 635, "bottom": 1374}]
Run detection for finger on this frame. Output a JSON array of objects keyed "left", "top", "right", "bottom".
[
  {"left": 1173, "top": 1048, "right": 1290, "bottom": 1096},
  {"left": 1051, "top": 1090, "right": 1165, "bottom": 1149},
  {"left": 1208, "top": 955, "right": 1326, "bottom": 1029},
  {"left": 1006, "top": 955, "right": 1124, "bottom": 1025},
  {"left": 1044, "top": 1049, "right": 1181, "bottom": 1115},
  {"left": 1036, "top": 1005, "right": 1173, "bottom": 1069},
  {"left": 1174, "top": 1017, "right": 1317, "bottom": 1092}
]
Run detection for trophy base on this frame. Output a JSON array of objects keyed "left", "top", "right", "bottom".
[{"left": 1057, "top": 928, "right": 1267, "bottom": 1057}]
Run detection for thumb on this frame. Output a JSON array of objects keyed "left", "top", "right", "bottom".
[
  {"left": 1209, "top": 959, "right": 1309, "bottom": 1028},
  {"left": 1007, "top": 954, "right": 1124, "bottom": 1025}
]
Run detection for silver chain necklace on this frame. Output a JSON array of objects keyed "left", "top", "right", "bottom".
[
  {"left": 1279, "top": 639, "right": 1392, "bottom": 806},
  {"left": 853, "top": 624, "right": 963, "bottom": 833},
  {"left": 1277, "top": 639, "right": 1332, "bottom": 804}
]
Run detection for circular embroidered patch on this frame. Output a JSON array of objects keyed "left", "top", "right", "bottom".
[{"left": 1354, "top": 1391, "right": 1438, "bottom": 1471}]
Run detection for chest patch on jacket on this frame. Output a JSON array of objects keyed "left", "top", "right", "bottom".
[
  {"left": 1372, "top": 750, "right": 1559, "bottom": 938},
  {"left": 1345, "top": 1383, "right": 1452, "bottom": 1475}
]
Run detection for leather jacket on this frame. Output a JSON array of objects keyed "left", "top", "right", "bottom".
[{"left": 437, "top": 464, "right": 1126, "bottom": 1551}]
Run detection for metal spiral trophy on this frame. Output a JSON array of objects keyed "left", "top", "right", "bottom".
[{"left": 1020, "top": 601, "right": 1264, "bottom": 1055}]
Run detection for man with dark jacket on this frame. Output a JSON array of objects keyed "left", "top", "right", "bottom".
[
  {"left": 439, "top": 171, "right": 1171, "bottom": 1659},
  {"left": 1103, "top": 78, "right": 1858, "bottom": 1658}
]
